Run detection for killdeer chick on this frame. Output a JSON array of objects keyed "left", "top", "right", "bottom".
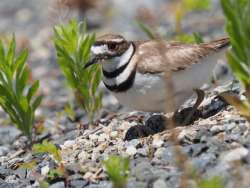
[{"left": 85, "top": 34, "right": 230, "bottom": 113}]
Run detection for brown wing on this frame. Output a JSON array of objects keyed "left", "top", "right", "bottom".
[{"left": 135, "top": 37, "right": 230, "bottom": 74}]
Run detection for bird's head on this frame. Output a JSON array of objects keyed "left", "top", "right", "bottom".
[{"left": 85, "top": 34, "right": 130, "bottom": 68}]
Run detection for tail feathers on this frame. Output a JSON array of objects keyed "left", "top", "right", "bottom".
[{"left": 203, "top": 37, "right": 230, "bottom": 51}]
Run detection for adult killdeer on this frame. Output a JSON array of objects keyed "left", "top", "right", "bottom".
[{"left": 85, "top": 34, "right": 230, "bottom": 112}]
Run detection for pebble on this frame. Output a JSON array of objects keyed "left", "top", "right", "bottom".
[
  {"left": 98, "top": 133, "right": 109, "bottom": 142},
  {"left": 50, "top": 182, "right": 65, "bottom": 188},
  {"left": 78, "top": 151, "right": 90, "bottom": 162},
  {"left": 152, "top": 139, "right": 164, "bottom": 148},
  {"left": 153, "top": 179, "right": 167, "bottom": 188},
  {"left": 134, "top": 161, "right": 154, "bottom": 182},
  {"left": 110, "top": 131, "right": 118, "bottom": 139},
  {"left": 63, "top": 140, "right": 75, "bottom": 148},
  {"left": 210, "top": 125, "right": 225, "bottom": 135},
  {"left": 154, "top": 147, "right": 176, "bottom": 163},
  {"left": 88, "top": 134, "right": 98, "bottom": 142},
  {"left": 126, "top": 146, "right": 137, "bottom": 156},
  {"left": 69, "top": 179, "right": 88, "bottom": 188},
  {"left": 0, "top": 146, "right": 9, "bottom": 156},
  {"left": 221, "top": 147, "right": 249, "bottom": 163},
  {"left": 41, "top": 165, "right": 50, "bottom": 176}
]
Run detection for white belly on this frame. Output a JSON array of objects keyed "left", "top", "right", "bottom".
[{"left": 112, "top": 72, "right": 167, "bottom": 112}]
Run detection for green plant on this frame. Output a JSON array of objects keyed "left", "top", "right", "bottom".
[
  {"left": 54, "top": 20, "right": 102, "bottom": 124},
  {"left": 0, "top": 36, "right": 43, "bottom": 142},
  {"left": 33, "top": 140, "right": 62, "bottom": 162},
  {"left": 136, "top": 20, "right": 158, "bottom": 39},
  {"left": 198, "top": 176, "right": 224, "bottom": 188},
  {"left": 33, "top": 141, "right": 67, "bottom": 183},
  {"left": 174, "top": 32, "right": 204, "bottom": 44},
  {"left": 103, "top": 156, "right": 130, "bottom": 188},
  {"left": 174, "top": 0, "right": 211, "bottom": 33},
  {"left": 220, "top": 0, "right": 250, "bottom": 120}
]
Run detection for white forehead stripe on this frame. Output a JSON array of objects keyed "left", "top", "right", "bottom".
[
  {"left": 91, "top": 45, "right": 108, "bottom": 55},
  {"left": 109, "top": 38, "right": 124, "bottom": 43}
]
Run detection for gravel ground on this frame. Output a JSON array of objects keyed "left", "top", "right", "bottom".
[{"left": 0, "top": 1, "right": 249, "bottom": 188}]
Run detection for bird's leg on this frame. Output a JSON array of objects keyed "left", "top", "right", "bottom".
[
  {"left": 193, "top": 88, "right": 205, "bottom": 109},
  {"left": 173, "top": 89, "right": 205, "bottom": 126}
]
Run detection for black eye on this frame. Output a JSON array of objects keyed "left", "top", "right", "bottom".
[{"left": 107, "top": 43, "right": 117, "bottom": 51}]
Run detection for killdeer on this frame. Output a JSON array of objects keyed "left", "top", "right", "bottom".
[{"left": 85, "top": 34, "right": 230, "bottom": 113}]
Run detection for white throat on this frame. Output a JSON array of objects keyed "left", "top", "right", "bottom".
[{"left": 102, "top": 44, "right": 134, "bottom": 72}]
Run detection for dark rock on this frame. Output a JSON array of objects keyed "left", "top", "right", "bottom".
[
  {"left": 124, "top": 114, "right": 169, "bottom": 140},
  {"left": 124, "top": 125, "right": 154, "bottom": 141},
  {"left": 200, "top": 96, "right": 228, "bottom": 119},
  {"left": 145, "top": 115, "right": 166, "bottom": 133},
  {"left": 173, "top": 107, "right": 201, "bottom": 126}
]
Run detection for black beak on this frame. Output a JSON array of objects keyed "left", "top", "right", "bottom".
[{"left": 84, "top": 56, "right": 99, "bottom": 69}]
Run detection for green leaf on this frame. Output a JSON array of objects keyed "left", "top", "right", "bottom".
[
  {"left": 13, "top": 49, "right": 28, "bottom": 72},
  {"left": 33, "top": 140, "right": 62, "bottom": 162},
  {"left": 198, "top": 176, "right": 224, "bottom": 188},
  {"left": 175, "top": 34, "right": 196, "bottom": 44},
  {"left": 27, "top": 80, "right": 40, "bottom": 102},
  {"left": 6, "top": 36, "right": 16, "bottom": 66},
  {"left": 16, "top": 67, "right": 29, "bottom": 98},
  {"left": 32, "top": 95, "right": 43, "bottom": 111},
  {"left": 184, "top": 0, "right": 211, "bottom": 11},
  {"left": 20, "top": 97, "right": 29, "bottom": 112},
  {"left": 137, "top": 21, "right": 157, "bottom": 39},
  {"left": 39, "top": 181, "right": 49, "bottom": 188},
  {"left": 193, "top": 32, "right": 204, "bottom": 44},
  {"left": 19, "top": 160, "right": 37, "bottom": 170},
  {"left": 0, "top": 40, "right": 5, "bottom": 61},
  {"left": 103, "top": 156, "right": 130, "bottom": 188}
]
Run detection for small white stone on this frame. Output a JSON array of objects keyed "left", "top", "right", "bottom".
[
  {"left": 78, "top": 151, "right": 89, "bottom": 162},
  {"left": 126, "top": 145, "right": 137, "bottom": 156},
  {"left": 152, "top": 139, "right": 164, "bottom": 148},
  {"left": 63, "top": 140, "right": 75, "bottom": 148},
  {"left": 154, "top": 148, "right": 165, "bottom": 159},
  {"left": 89, "top": 134, "right": 98, "bottom": 141},
  {"left": 41, "top": 165, "right": 50, "bottom": 176},
  {"left": 110, "top": 131, "right": 118, "bottom": 139},
  {"left": 153, "top": 179, "right": 167, "bottom": 188},
  {"left": 221, "top": 147, "right": 248, "bottom": 163},
  {"left": 84, "top": 172, "right": 93, "bottom": 180},
  {"left": 98, "top": 133, "right": 109, "bottom": 142}
]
